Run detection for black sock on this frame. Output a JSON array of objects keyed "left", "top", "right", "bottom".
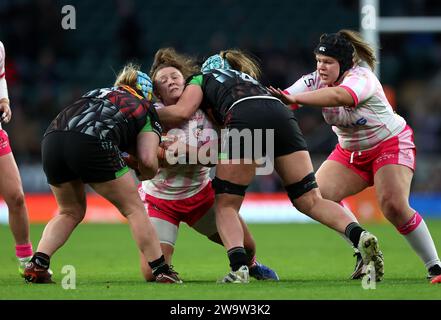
[
  {"left": 31, "top": 252, "right": 50, "bottom": 269},
  {"left": 227, "top": 247, "right": 248, "bottom": 271},
  {"left": 345, "top": 222, "right": 365, "bottom": 247},
  {"left": 148, "top": 255, "right": 169, "bottom": 276},
  {"left": 245, "top": 248, "right": 255, "bottom": 267}
]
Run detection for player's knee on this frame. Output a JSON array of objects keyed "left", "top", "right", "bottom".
[
  {"left": 4, "top": 190, "right": 26, "bottom": 212},
  {"left": 294, "top": 189, "right": 322, "bottom": 214},
  {"left": 212, "top": 177, "right": 248, "bottom": 196},
  {"left": 378, "top": 192, "right": 407, "bottom": 219},
  {"left": 318, "top": 184, "right": 344, "bottom": 202},
  {"left": 59, "top": 206, "right": 86, "bottom": 224},
  {"left": 284, "top": 172, "right": 318, "bottom": 205}
]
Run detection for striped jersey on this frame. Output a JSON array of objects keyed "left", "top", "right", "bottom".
[
  {"left": 0, "top": 41, "right": 6, "bottom": 130},
  {"left": 45, "top": 86, "right": 162, "bottom": 153},
  {"left": 285, "top": 65, "right": 406, "bottom": 151},
  {"left": 188, "top": 70, "right": 270, "bottom": 125},
  {"left": 142, "top": 107, "right": 218, "bottom": 200},
  {"left": 0, "top": 41, "right": 5, "bottom": 79}
]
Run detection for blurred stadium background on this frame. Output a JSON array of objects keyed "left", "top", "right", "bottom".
[{"left": 1, "top": 0, "right": 441, "bottom": 224}]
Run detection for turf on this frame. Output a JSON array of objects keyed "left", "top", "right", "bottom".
[{"left": 1, "top": 221, "right": 441, "bottom": 300}]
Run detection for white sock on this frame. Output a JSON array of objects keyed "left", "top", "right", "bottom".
[{"left": 398, "top": 212, "right": 441, "bottom": 269}]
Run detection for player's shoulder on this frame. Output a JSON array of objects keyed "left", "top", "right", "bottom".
[{"left": 346, "top": 65, "right": 375, "bottom": 79}]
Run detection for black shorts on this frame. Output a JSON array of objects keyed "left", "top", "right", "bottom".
[
  {"left": 41, "top": 131, "right": 128, "bottom": 184},
  {"left": 223, "top": 98, "right": 308, "bottom": 159}
]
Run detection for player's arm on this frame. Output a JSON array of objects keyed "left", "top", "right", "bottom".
[
  {"left": 156, "top": 84, "right": 203, "bottom": 127},
  {"left": 0, "top": 42, "right": 11, "bottom": 123},
  {"left": 291, "top": 86, "right": 355, "bottom": 107},
  {"left": 0, "top": 97, "right": 10, "bottom": 123},
  {"left": 136, "top": 108, "right": 162, "bottom": 180},
  {"left": 137, "top": 131, "right": 160, "bottom": 179},
  {"left": 268, "top": 86, "right": 354, "bottom": 108},
  {"left": 161, "top": 139, "right": 218, "bottom": 167}
]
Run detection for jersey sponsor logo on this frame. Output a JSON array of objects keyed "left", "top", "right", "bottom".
[
  {"left": 333, "top": 116, "right": 367, "bottom": 128},
  {"left": 356, "top": 117, "right": 367, "bottom": 125}
]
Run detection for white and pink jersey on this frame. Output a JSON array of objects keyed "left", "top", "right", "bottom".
[
  {"left": 285, "top": 65, "right": 406, "bottom": 151},
  {"left": 0, "top": 41, "right": 8, "bottom": 130},
  {"left": 0, "top": 41, "right": 5, "bottom": 79},
  {"left": 142, "top": 107, "right": 218, "bottom": 200}
]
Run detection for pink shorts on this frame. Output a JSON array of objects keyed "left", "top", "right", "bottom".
[
  {"left": 138, "top": 181, "right": 215, "bottom": 226},
  {"left": 328, "top": 125, "right": 416, "bottom": 185},
  {"left": 0, "top": 129, "right": 12, "bottom": 156}
]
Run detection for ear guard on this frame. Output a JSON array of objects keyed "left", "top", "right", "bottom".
[{"left": 136, "top": 71, "right": 154, "bottom": 101}]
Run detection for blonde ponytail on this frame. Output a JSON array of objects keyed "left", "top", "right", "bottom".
[
  {"left": 114, "top": 63, "right": 140, "bottom": 87},
  {"left": 338, "top": 29, "right": 377, "bottom": 70},
  {"left": 220, "top": 49, "right": 262, "bottom": 80}
]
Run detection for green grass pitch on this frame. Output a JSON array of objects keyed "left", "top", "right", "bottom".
[{"left": 1, "top": 221, "right": 441, "bottom": 300}]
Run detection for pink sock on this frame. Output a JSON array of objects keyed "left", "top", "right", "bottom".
[
  {"left": 396, "top": 212, "right": 440, "bottom": 269},
  {"left": 397, "top": 212, "right": 422, "bottom": 235},
  {"left": 15, "top": 243, "right": 33, "bottom": 258}
]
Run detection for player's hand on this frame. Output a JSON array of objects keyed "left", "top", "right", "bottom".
[
  {"left": 160, "top": 134, "right": 178, "bottom": 149},
  {"left": 122, "top": 152, "right": 139, "bottom": 170},
  {"left": 165, "top": 139, "right": 187, "bottom": 157},
  {"left": 267, "top": 86, "right": 297, "bottom": 105},
  {"left": 0, "top": 99, "right": 11, "bottom": 123}
]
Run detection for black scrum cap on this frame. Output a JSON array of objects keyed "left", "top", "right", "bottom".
[{"left": 314, "top": 33, "right": 354, "bottom": 81}]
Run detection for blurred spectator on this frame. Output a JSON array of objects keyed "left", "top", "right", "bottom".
[{"left": 116, "top": 0, "right": 144, "bottom": 63}]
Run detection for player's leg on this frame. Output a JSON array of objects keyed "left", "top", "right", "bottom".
[
  {"left": 140, "top": 243, "right": 175, "bottom": 281},
  {"left": 191, "top": 205, "right": 279, "bottom": 281},
  {"left": 24, "top": 179, "right": 86, "bottom": 283},
  {"left": 238, "top": 215, "right": 279, "bottom": 281},
  {"left": 276, "top": 151, "right": 355, "bottom": 231},
  {"left": 38, "top": 180, "right": 86, "bottom": 255},
  {"left": 275, "top": 150, "right": 384, "bottom": 281},
  {"left": 0, "top": 150, "right": 33, "bottom": 275},
  {"left": 186, "top": 182, "right": 256, "bottom": 260},
  {"left": 316, "top": 159, "right": 370, "bottom": 202},
  {"left": 139, "top": 217, "right": 178, "bottom": 281},
  {"left": 375, "top": 164, "right": 441, "bottom": 279},
  {"left": 90, "top": 173, "right": 181, "bottom": 283},
  {"left": 214, "top": 162, "right": 256, "bottom": 283},
  {"left": 316, "top": 159, "right": 371, "bottom": 279}
]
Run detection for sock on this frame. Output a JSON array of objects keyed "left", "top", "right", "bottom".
[
  {"left": 15, "top": 243, "right": 33, "bottom": 259},
  {"left": 248, "top": 255, "right": 257, "bottom": 268},
  {"left": 337, "top": 202, "right": 359, "bottom": 252},
  {"left": 397, "top": 212, "right": 441, "bottom": 270},
  {"left": 245, "top": 248, "right": 256, "bottom": 268},
  {"left": 31, "top": 252, "right": 50, "bottom": 269},
  {"left": 227, "top": 247, "right": 248, "bottom": 271},
  {"left": 344, "top": 222, "right": 365, "bottom": 248},
  {"left": 148, "top": 255, "right": 169, "bottom": 276}
]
